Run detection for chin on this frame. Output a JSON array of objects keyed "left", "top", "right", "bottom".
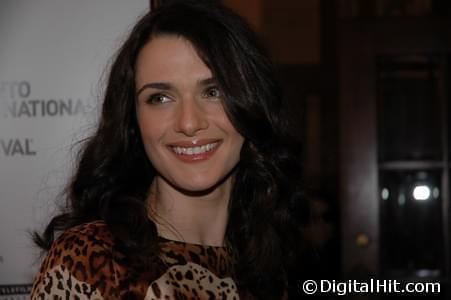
[
  {"left": 171, "top": 174, "right": 230, "bottom": 194},
  {"left": 179, "top": 180, "right": 219, "bottom": 193}
]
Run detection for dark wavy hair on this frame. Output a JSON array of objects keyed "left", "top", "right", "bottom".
[{"left": 34, "top": 0, "right": 307, "bottom": 298}]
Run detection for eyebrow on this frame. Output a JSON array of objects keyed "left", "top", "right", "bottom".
[
  {"left": 136, "top": 77, "right": 218, "bottom": 97},
  {"left": 198, "top": 77, "right": 217, "bottom": 86},
  {"left": 136, "top": 82, "right": 173, "bottom": 97}
]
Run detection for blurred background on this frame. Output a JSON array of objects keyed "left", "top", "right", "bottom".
[
  {"left": 1, "top": 0, "right": 450, "bottom": 299},
  {"left": 221, "top": 0, "right": 451, "bottom": 299}
]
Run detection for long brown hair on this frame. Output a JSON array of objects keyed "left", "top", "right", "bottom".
[{"left": 34, "top": 1, "right": 307, "bottom": 298}]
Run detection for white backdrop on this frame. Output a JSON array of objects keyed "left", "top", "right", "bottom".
[{"left": 0, "top": 0, "right": 149, "bottom": 294}]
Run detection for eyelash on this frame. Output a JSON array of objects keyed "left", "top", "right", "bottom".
[
  {"left": 203, "top": 86, "right": 222, "bottom": 100},
  {"left": 146, "top": 93, "right": 171, "bottom": 104},
  {"left": 145, "top": 86, "right": 222, "bottom": 104}
]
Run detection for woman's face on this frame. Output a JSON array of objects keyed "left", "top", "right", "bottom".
[{"left": 135, "top": 35, "right": 244, "bottom": 192}]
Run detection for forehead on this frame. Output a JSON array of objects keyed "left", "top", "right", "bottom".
[{"left": 135, "top": 35, "right": 212, "bottom": 86}]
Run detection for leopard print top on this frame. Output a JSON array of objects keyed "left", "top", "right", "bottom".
[{"left": 30, "top": 221, "right": 253, "bottom": 299}]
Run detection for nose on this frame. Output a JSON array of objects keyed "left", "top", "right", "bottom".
[{"left": 174, "top": 97, "right": 209, "bottom": 136}]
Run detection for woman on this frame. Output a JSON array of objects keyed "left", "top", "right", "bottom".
[{"left": 31, "top": 0, "right": 306, "bottom": 299}]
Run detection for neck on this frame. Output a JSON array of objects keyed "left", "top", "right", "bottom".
[{"left": 147, "top": 175, "right": 233, "bottom": 247}]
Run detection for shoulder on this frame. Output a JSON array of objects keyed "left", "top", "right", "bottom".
[
  {"left": 45, "top": 220, "right": 115, "bottom": 270},
  {"left": 53, "top": 220, "right": 114, "bottom": 252},
  {"left": 31, "top": 221, "right": 120, "bottom": 299}
]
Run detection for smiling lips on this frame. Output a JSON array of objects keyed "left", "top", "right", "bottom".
[{"left": 168, "top": 140, "right": 221, "bottom": 162}]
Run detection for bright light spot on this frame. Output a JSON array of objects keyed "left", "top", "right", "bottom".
[
  {"left": 381, "top": 188, "right": 389, "bottom": 200},
  {"left": 432, "top": 187, "right": 440, "bottom": 199},
  {"left": 413, "top": 185, "right": 431, "bottom": 201}
]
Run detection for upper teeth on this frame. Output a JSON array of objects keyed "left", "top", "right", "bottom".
[{"left": 172, "top": 142, "right": 218, "bottom": 155}]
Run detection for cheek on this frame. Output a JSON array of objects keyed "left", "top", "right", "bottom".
[
  {"left": 232, "top": 135, "right": 245, "bottom": 161},
  {"left": 217, "top": 116, "right": 245, "bottom": 155},
  {"left": 137, "top": 112, "right": 166, "bottom": 152}
]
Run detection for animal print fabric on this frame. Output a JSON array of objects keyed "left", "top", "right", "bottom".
[{"left": 30, "top": 221, "right": 246, "bottom": 299}]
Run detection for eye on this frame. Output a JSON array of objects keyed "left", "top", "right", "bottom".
[
  {"left": 146, "top": 93, "right": 171, "bottom": 104},
  {"left": 203, "top": 86, "right": 222, "bottom": 100}
]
